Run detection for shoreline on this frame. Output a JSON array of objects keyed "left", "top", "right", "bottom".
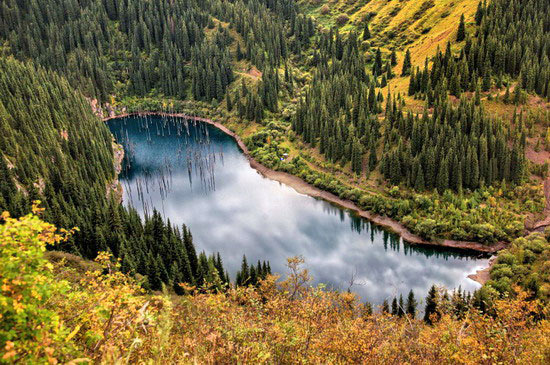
[
  {"left": 467, "top": 257, "right": 497, "bottom": 285},
  {"left": 103, "top": 111, "right": 505, "bottom": 255}
]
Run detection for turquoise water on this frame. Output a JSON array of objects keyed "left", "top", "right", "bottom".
[{"left": 108, "top": 115, "right": 488, "bottom": 304}]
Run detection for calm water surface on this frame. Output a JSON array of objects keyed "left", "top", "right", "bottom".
[{"left": 108, "top": 115, "right": 488, "bottom": 304}]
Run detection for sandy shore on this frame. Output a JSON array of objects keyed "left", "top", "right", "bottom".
[
  {"left": 467, "top": 257, "right": 497, "bottom": 285},
  {"left": 104, "top": 112, "right": 506, "bottom": 255}
]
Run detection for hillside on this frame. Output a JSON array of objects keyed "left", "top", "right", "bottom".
[
  {"left": 0, "top": 0, "right": 547, "bottom": 252},
  {"left": 0, "top": 56, "right": 236, "bottom": 295},
  {"left": 1, "top": 210, "right": 549, "bottom": 363},
  {"left": 300, "top": 0, "right": 477, "bottom": 62},
  {"left": 0, "top": 0, "right": 549, "bottom": 363}
]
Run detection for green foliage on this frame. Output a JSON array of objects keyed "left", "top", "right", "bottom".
[
  {"left": 235, "top": 255, "right": 271, "bottom": 287},
  {"left": 401, "top": 49, "right": 412, "bottom": 76},
  {"left": 380, "top": 97, "right": 526, "bottom": 192},
  {"left": 0, "top": 206, "right": 76, "bottom": 363},
  {"left": 247, "top": 119, "right": 538, "bottom": 243},
  {"left": 292, "top": 30, "right": 381, "bottom": 174},
  {"left": 0, "top": 57, "right": 228, "bottom": 294},
  {"left": 0, "top": 0, "right": 304, "bottom": 103},
  {"left": 424, "top": 285, "right": 439, "bottom": 324},
  {"left": 487, "top": 232, "right": 550, "bottom": 304},
  {"left": 456, "top": 14, "right": 466, "bottom": 42}
]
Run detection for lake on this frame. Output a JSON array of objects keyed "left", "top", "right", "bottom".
[{"left": 108, "top": 115, "right": 488, "bottom": 304}]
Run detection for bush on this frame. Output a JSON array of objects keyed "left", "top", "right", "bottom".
[
  {"left": 335, "top": 14, "right": 349, "bottom": 26},
  {"left": 0, "top": 204, "right": 76, "bottom": 363}
]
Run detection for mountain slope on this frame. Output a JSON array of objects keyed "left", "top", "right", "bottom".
[{"left": 300, "top": 0, "right": 478, "bottom": 63}]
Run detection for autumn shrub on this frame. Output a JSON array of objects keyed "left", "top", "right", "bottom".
[
  {"left": 0, "top": 203, "right": 76, "bottom": 363},
  {"left": 2, "top": 215, "right": 550, "bottom": 363},
  {"left": 0, "top": 206, "right": 170, "bottom": 363},
  {"left": 165, "top": 260, "right": 550, "bottom": 364},
  {"left": 52, "top": 252, "right": 170, "bottom": 363}
]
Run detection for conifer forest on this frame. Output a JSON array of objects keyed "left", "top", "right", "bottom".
[{"left": 0, "top": 0, "right": 549, "bottom": 363}]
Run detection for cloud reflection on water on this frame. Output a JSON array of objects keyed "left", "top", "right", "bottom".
[{"left": 108, "top": 116, "right": 488, "bottom": 305}]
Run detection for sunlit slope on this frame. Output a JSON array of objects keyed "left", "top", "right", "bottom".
[{"left": 301, "top": 0, "right": 477, "bottom": 66}]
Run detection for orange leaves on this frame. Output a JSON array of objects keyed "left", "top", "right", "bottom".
[
  {"left": 156, "top": 278, "right": 550, "bottom": 364},
  {"left": 2, "top": 341, "right": 16, "bottom": 360},
  {"left": 3, "top": 211, "right": 549, "bottom": 363}
]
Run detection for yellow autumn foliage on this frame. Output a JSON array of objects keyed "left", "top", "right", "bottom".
[{"left": 1, "top": 209, "right": 550, "bottom": 364}]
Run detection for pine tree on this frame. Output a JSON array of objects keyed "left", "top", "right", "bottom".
[
  {"left": 391, "top": 297, "right": 398, "bottom": 315},
  {"left": 406, "top": 290, "right": 417, "bottom": 318},
  {"left": 390, "top": 50, "right": 397, "bottom": 66},
  {"left": 368, "top": 143, "right": 377, "bottom": 172},
  {"left": 226, "top": 92, "right": 233, "bottom": 111},
  {"left": 402, "top": 49, "right": 411, "bottom": 76},
  {"left": 362, "top": 23, "right": 371, "bottom": 41},
  {"left": 397, "top": 295, "right": 405, "bottom": 317},
  {"left": 456, "top": 14, "right": 466, "bottom": 42},
  {"left": 374, "top": 48, "right": 383, "bottom": 76},
  {"left": 382, "top": 299, "right": 390, "bottom": 313},
  {"left": 414, "top": 163, "right": 425, "bottom": 191},
  {"left": 424, "top": 285, "right": 439, "bottom": 324},
  {"left": 475, "top": 1, "right": 485, "bottom": 25},
  {"left": 238, "top": 255, "right": 250, "bottom": 286}
]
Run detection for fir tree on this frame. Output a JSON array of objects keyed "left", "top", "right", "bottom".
[
  {"left": 402, "top": 49, "right": 411, "bottom": 76},
  {"left": 456, "top": 14, "right": 466, "bottom": 42},
  {"left": 406, "top": 290, "right": 417, "bottom": 318},
  {"left": 424, "top": 285, "right": 439, "bottom": 324}
]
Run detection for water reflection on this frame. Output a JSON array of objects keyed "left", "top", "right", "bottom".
[{"left": 108, "top": 116, "right": 488, "bottom": 304}]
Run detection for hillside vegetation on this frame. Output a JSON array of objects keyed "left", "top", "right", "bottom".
[
  {"left": 0, "top": 57, "right": 235, "bottom": 295},
  {"left": 0, "top": 0, "right": 547, "bottom": 245},
  {"left": 0, "top": 0, "right": 549, "bottom": 361},
  {"left": 299, "top": 0, "right": 478, "bottom": 63},
  {"left": 1, "top": 210, "right": 549, "bottom": 363}
]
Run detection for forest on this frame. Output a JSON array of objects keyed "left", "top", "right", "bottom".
[
  {"left": 0, "top": 0, "right": 546, "bottom": 269},
  {"left": 0, "top": 57, "right": 240, "bottom": 293},
  {"left": 0, "top": 0, "right": 549, "bottom": 361},
  {"left": 409, "top": 0, "right": 550, "bottom": 100}
]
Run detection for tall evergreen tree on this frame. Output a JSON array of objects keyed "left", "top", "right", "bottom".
[
  {"left": 406, "top": 290, "right": 417, "bottom": 318},
  {"left": 424, "top": 285, "right": 439, "bottom": 324},
  {"left": 402, "top": 50, "right": 412, "bottom": 76},
  {"left": 456, "top": 14, "right": 466, "bottom": 42}
]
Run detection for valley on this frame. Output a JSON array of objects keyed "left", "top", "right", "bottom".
[{"left": 0, "top": 0, "right": 549, "bottom": 362}]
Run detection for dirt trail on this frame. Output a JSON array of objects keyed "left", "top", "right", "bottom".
[{"left": 104, "top": 112, "right": 506, "bottom": 255}]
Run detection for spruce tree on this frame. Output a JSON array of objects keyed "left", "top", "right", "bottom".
[
  {"left": 391, "top": 297, "right": 398, "bottom": 315},
  {"left": 362, "top": 23, "right": 371, "bottom": 41},
  {"left": 390, "top": 50, "right": 397, "bottom": 66},
  {"left": 456, "top": 14, "right": 466, "bottom": 42},
  {"left": 424, "top": 285, "right": 439, "bottom": 324},
  {"left": 406, "top": 290, "right": 417, "bottom": 318},
  {"left": 402, "top": 49, "right": 411, "bottom": 76},
  {"left": 398, "top": 295, "right": 405, "bottom": 317}
]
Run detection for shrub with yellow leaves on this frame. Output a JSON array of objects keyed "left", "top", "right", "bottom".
[
  {"left": 0, "top": 202, "right": 76, "bottom": 363},
  {"left": 2, "top": 207, "right": 550, "bottom": 364},
  {"left": 51, "top": 251, "right": 170, "bottom": 363}
]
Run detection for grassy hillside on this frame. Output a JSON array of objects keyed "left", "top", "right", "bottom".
[{"left": 300, "top": 0, "right": 478, "bottom": 63}]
